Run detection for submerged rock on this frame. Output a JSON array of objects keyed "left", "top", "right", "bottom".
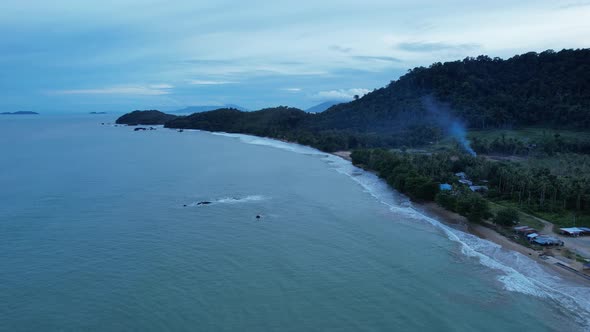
[{"left": 197, "top": 201, "right": 212, "bottom": 205}]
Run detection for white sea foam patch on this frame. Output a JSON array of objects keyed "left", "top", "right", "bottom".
[
  {"left": 216, "top": 195, "right": 267, "bottom": 204},
  {"left": 211, "top": 132, "right": 590, "bottom": 324},
  {"left": 211, "top": 132, "right": 326, "bottom": 156},
  {"left": 189, "top": 195, "right": 268, "bottom": 206}
]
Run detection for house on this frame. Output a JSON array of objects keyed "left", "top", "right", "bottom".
[
  {"left": 532, "top": 236, "right": 563, "bottom": 246},
  {"left": 459, "top": 179, "right": 473, "bottom": 186},
  {"left": 440, "top": 183, "right": 453, "bottom": 191},
  {"left": 469, "top": 185, "right": 488, "bottom": 192},
  {"left": 560, "top": 227, "right": 584, "bottom": 237}
]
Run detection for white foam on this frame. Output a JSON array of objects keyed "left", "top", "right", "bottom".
[
  {"left": 189, "top": 195, "right": 267, "bottom": 206},
  {"left": 209, "top": 131, "right": 590, "bottom": 326},
  {"left": 216, "top": 195, "right": 267, "bottom": 204}
]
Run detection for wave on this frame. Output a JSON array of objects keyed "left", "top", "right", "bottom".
[
  {"left": 209, "top": 131, "right": 590, "bottom": 326},
  {"left": 189, "top": 195, "right": 268, "bottom": 206},
  {"left": 216, "top": 195, "right": 267, "bottom": 204}
]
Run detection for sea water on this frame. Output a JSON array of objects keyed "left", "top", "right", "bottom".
[{"left": 1, "top": 115, "right": 588, "bottom": 331}]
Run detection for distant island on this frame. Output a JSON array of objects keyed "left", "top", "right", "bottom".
[
  {"left": 1, "top": 111, "right": 39, "bottom": 115},
  {"left": 89, "top": 111, "right": 108, "bottom": 115},
  {"left": 117, "top": 48, "right": 590, "bottom": 280}
]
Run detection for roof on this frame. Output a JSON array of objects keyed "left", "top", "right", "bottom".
[
  {"left": 527, "top": 233, "right": 539, "bottom": 238},
  {"left": 440, "top": 183, "right": 452, "bottom": 190},
  {"left": 561, "top": 227, "right": 584, "bottom": 233}
]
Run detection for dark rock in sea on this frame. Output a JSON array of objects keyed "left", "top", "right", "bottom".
[
  {"left": 256, "top": 215, "right": 261, "bottom": 219},
  {"left": 177, "top": 129, "right": 184, "bottom": 132},
  {"left": 116, "top": 110, "right": 178, "bottom": 125},
  {"left": 134, "top": 127, "right": 147, "bottom": 131},
  {"left": 197, "top": 201, "right": 212, "bottom": 205},
  {"left": 1, "top": 111, "right": 39, "bottom": 115},
  {"left": 149, "top": 127, "right": 156, "bottom": 130}
]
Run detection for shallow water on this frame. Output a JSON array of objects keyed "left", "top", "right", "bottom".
[{"left": 1, "top": 115, "right": 588, "bottom": 331}]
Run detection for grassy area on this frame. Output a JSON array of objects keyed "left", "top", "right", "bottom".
[
  {"left": 532, "top": 210, "right": 590, "bottom": 228},
  {"left": 468, "top": 127, "right": 590, "bottom": 143},
  {"left": 487, "top": 200, "right": 545, "bottom": 230}
]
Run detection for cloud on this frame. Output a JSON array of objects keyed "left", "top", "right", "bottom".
[
  {"left": 330, "top": 45, "right": 352, "bottom": 53},
  {"left": 396, "top": 41, "right": 480, "bottom": 53},
  {"left": 351, "top": 55, "right": 402, "bottom": 63},
  {"left": 559, "top": 1, "right": 590, "bottom": 9},
  {"left": 314, "top": 88, "right": 370, "bottom": 101},
  {"left": 187, "top": 79, "right": 237, "bottom": 85},
  {"left": 49, "top": 85, "right": 173, "bottom": 96},
  {"left": 282, "top": 88, "right": 302, "bottom": 92}
]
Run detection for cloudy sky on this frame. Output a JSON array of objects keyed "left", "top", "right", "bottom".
[{"left": 1, "top": 0, "right": 588, "bottom": 113}]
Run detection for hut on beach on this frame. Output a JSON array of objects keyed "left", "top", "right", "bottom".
[
  {"left": 532, "top": 235, "right": 563, "bottom": 246},
  {"left": 560, "top": 227, "right": 584, "bottom": 237}
]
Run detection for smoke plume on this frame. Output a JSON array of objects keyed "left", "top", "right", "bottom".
[{"left": 422, "top": 96, "right": 476, "bottom": 156}]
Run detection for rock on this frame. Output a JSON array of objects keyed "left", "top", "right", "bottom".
[
  {"left": 134, "top": 127, "right": 147, "bottom": 131},
  {"left": 197, "top": 201, "right": 212, "bottom": 205}
]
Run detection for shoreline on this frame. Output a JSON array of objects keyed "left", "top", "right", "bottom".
[{"left": 331, "top": 150, "right": 590, "bottom": 286}]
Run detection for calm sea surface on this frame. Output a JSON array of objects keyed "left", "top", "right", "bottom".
[{"left": 1, "top": 115, "right": 588, "bottom": 331}]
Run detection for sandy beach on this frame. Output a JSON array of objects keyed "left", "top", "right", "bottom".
[{"left": 332, "top": 150, "right": 590, "bottom": 286}]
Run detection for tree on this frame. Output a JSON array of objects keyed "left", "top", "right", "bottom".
[{"left": 493, "top": 208, "right": 520, "bottom": 226}]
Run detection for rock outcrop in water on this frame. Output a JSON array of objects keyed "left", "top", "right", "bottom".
[{"left": 116, "top": 110, "right": 177, "bottom": 125}]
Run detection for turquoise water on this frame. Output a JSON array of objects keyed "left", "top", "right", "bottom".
[{"left": 1, "top": 115, "right": 588, "bottom": 331}]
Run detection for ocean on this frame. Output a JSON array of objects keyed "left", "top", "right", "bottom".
[{"left": 1, "top": 115, "right": 589, "bottom": 331}]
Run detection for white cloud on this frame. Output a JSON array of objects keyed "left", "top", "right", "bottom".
[
  {"left": 282, "top": 88, "right": 302, "bottom": 92},
  {"left": 314, "top": 88, "right": 370, "bottom": 101},
  {"left": 187, "top": 79, "right": 237, "bottom": 85},
  {"left": 49, "top": 85, "right": 173, "bottom": 96}
]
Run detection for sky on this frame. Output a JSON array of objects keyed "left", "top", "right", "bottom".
[{"left": 1, "top": 0, "right": 589, "bottom": 113}]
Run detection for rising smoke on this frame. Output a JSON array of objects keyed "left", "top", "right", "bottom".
[{"left": 422, "top": 95, "right": 476, "bottom": 156}]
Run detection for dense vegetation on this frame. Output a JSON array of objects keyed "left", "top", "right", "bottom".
[
  {"left": 319, "top": 49, "right": 590, "bottom": 133},
  {"left": 350, "top": 149, "right": 590, "bottom": 226},
  {"left": 116, "top": 110, "right": 177, "bottom": 125}
]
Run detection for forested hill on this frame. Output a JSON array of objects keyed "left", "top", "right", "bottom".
[
  {"left": 315, "top": 48, "right": 590, "bottom": 131},
  {"left": 118, "top": 49, "right": 590, "bottom": 151}
]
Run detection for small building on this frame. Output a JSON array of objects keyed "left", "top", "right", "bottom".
[
  {"left": 455, "top": 172, "right": 467, "bottom": 179},
  {"left": 440, "top": 183, "right": 453, "bottom": 191},
  {"left": 459, "top": 179, "right": 473, "bottom": 186},
  {"left": 469, "top": 185, "right": 488, "bottom": 192},
  {"left": 526, "top": 233, "right": 539, "bottom": 241},
  {"left": 560, "top": 227, "right": 584, "bottom": 237},
  {"left": 533, "top": 236, "right": 563, "bottom": 246}
]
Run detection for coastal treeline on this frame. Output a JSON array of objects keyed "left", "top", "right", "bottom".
[
  {"left": 116, "top": 49, "right": 590, "bottom": 153},
  {"left": 350, "top": 149, "right": 590, "bottom": 225}
]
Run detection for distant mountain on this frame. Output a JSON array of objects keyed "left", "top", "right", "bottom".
[
  {"left": 305, "top": 101, "right": 342, "bottom": 113},
  {"left": 1, "top": 111, "right": 38, "bottom": 115},
  {"left": 173, "top": 104, "right": 249, "bottom": 114},
  {"left": 89, "top": 112, "right": 107, "bottom": 115}
]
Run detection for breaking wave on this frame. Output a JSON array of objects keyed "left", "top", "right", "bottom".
[
  {"left": 209, "top": 132, "right": 590, "bottom": 326},
  {"left": 190, "top": 195, "right": 268, "bottom": 206}
]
